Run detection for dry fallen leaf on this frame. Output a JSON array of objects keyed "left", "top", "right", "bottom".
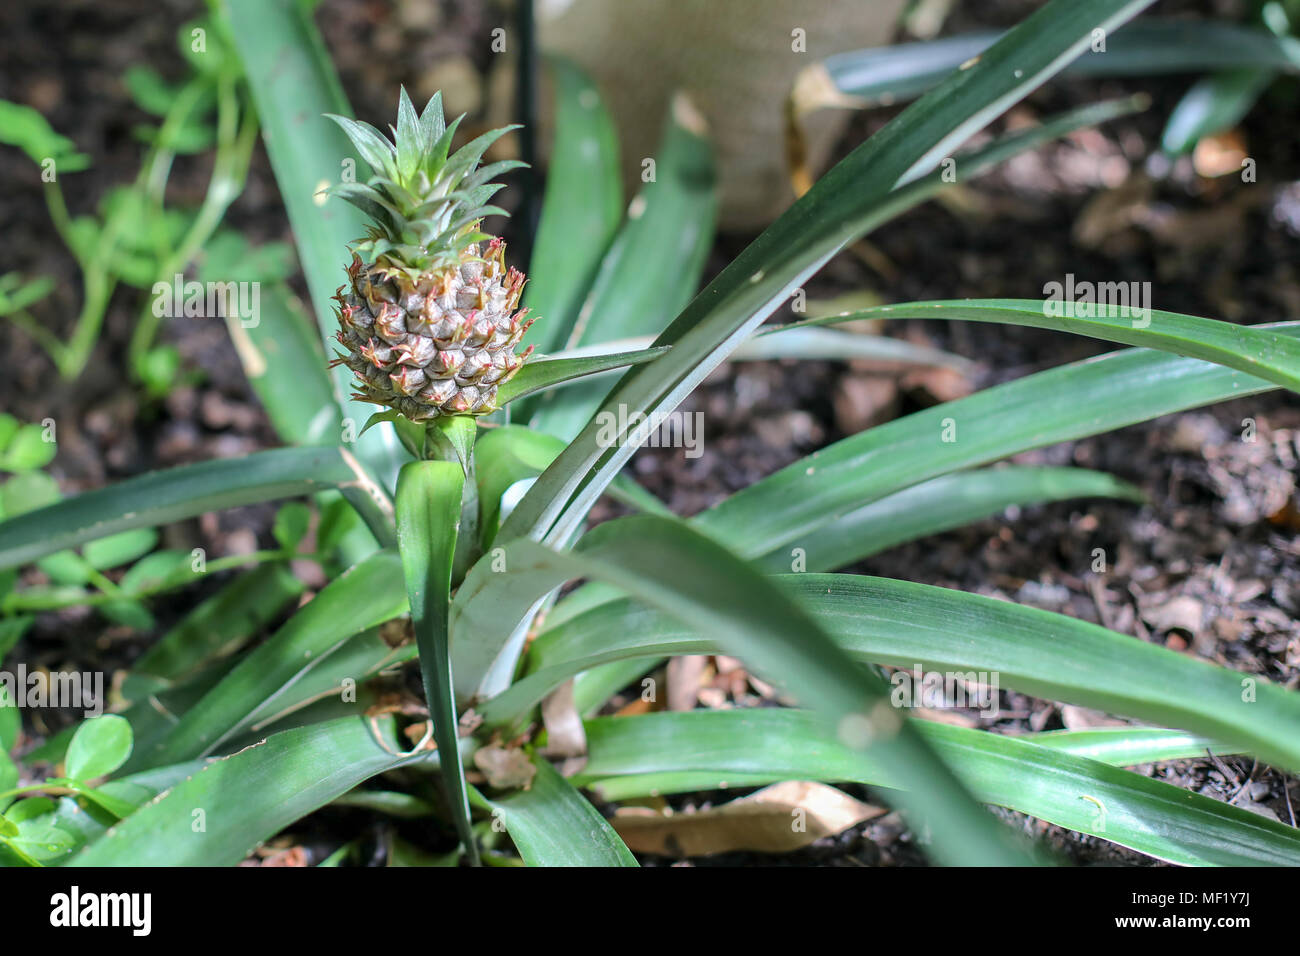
[
  {"left": 473, "top": 744, "right": 538, "bottom": 790},
  {"left": 611, "top": 781, "right": 884, "bottom": 856}
]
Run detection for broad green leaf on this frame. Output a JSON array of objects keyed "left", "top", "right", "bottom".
[
  {"left": 453, "top": 515, "right": 1038, "bottom": 865},
  {"left": 807, "top": 20, "right": 1300, "bottom": 109},
  {"left": 485, "top": 755, "right": 636, "bottom": 867},
  {"left": 395, "top": 460, "right": 477, "bottom": 865},
  {"left": 1161, "top": 68, "right": 1273, "bottom": 156},
  {"left": 495, "top": 345, "right": 671, "bottom": 408},
  {"left": 1026, "top": 727, "right": 1232, "bottom": 765},
  {"left": 747, "top": 465, "right": 1144, "bottom": 572},
  {"left": 222, "top": 0, "right": 406, "bottom": 491},
  {"left": 581, "top": 726, "right": 1235, "bottom": 801},
  {"left": 472, "top": 425, "right": 664, "bottom": 546},
  {"left": 64, "top": 715, "right": 133, "bottom": 781},
  {"left": 777, "top": 298, "right": 1300, "bottom": 394},
  {"left": 199, "top": 229, "right": 335, "bottom": 443},
  {"left": 523, "top": 58, "right": 622, "bottom": 353},
  {"left": 272, "top": 501, "right": 312, "bottom": 551},
  {"left": 529, "top": 98, "right": 716, "bottom": 439},
  {"left": 0, "top": 446, "right": 373, "bottom": 571},
  {"left": 695, "top": 324, "right": 1300, "bottom": 563},
  {"left": 224, "top": 285, "right": 340, "bottom": 446},
  {"left": 734, "top": 325, "right": 974, "bottom": 369},
  {"left": 75, "top": 716, "right": 430, "bottom": 865},
  {"left": 136, "top": 550, "right": 408, "bottom": 767},
  {"left": 124, "top": 565, "right": 304, "bottom": 696},
  {"left": 574, "top": 710, "right": 1300, "bottom": 866},
  {"left": 490, "top": 574, "right": 1300, "bottom": 773}
]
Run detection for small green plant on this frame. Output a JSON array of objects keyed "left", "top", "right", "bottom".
[
  {"left": 0, "top": 0, "right": 1298, "bottom": 868},
  {"left": 0, "top": 15, "right": 259, "bottom": 395}
]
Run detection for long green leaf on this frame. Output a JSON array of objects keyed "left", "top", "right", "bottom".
[
  {"left": 0, "top": 446, "right": 378, "bottom": 571},
  {"left": 695, "top": 324, "right": 1300, "bottom": 562},
  {"left": 585, "top": 726, "right": 1233, "bottom": 800},
  {"left": 496, "top": 345, "right": 670, "bottom": 407},
  {"left": 811, "top": 20, "right": 1300, "bottom": 108},
  {"left": 489, "top": 574, "right": 1300, "bottom": 772},
  {"left": 395, "top": 460, "right": 477, "bottom": 864},
  {"left": 573, "top": 711, "right": 1300, "bottom": 866},
  {"left": 123, "top": 565, "right": 304, "bottom": 698},
  {"left": 522, "top": 58, "right": 622, "bottom": 354},
  {"left": 1161, "top": 68, "right": 1274, "bottom": 155},
  {"left": 134, "top": 550, "right": 408, "bottom": 768},
  {"left": 75, "top": 716, "right": 429, "bottom": 865},
  {"left": 453, "top": 515, "right": 1038, "bottom": 865},
  {"left": 529, "top": 98, "right": 716, "bottom": 439},
  {"left": 1026, "top": 726, "right": 1232, "bottom": 765},
  {"left": 222, "top": 0, "right": 406, "bottom": 488},
  {"left": 748, "top": 465, "right": 1143, "bottom": 572},
  {"left": 776, "top": 298, "right": 1300, "bottom": 393},
  {"left": 485, "top": 756, "right": 636, "bottom": 866}
]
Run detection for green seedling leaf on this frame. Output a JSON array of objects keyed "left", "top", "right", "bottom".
[
  {"left": 64, "top": 715, "right": 133, "bottom": 782},
  {"left": 0, "top": 471, "right": 59, "bottom": 520},
  {"left": 83, "top": 528, "right": 158, "bottom": 571},
  {"left": 272, "top": 502, "right": 312, "bottom": 551},
  {"left": 0, "top": 424, "right": 55, "bottom": 473},
  {"left": 36, "top": 550, "right": 93, "bottom": 587},
  {"left": 0, "top": 100, "right": 90, "bottom": 171},
  {"left": 118, "top": 549, "right": 194, "bottom": 594},
  {"left": 0, "top": 274, "right": 55, "bottom": 316}
]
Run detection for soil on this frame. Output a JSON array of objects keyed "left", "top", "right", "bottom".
[{"left": 1, "top": 0, "right": 1296, "bottom": 866}]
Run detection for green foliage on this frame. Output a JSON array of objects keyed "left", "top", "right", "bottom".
[{"left": 0, "top": 14, "right": 257, "bottom": 390}]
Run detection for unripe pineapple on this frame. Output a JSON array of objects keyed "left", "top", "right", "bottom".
[{"left": 327, "top": 90, "right": 533, "bottom": 421}]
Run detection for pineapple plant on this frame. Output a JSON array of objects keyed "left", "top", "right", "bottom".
[{"left": 327, "top": 91, "right": 534, "bottom": 421}]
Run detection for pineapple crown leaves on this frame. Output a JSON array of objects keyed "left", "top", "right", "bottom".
[{"left": 325, "top": 87, "right": 525, "bottom": 276}]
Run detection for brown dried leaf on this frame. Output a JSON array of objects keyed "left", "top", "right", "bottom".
[
  {"left": 473, "top": 744, "right": 538, "bottom": 790},
  {"left": 611, "top": 781, "right": 885, "bottom": 856}
]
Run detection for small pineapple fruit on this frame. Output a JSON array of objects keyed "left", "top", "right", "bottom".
[{"left": 327, "top": 89, "right": 533, "bottom": 421}]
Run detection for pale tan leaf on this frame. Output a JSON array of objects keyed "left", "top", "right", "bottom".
[{"left": 611, "top": 780, "right": 884, "bottom": 856}]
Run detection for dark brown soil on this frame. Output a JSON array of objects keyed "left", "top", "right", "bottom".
[{"left": 1, "top": 0, "right": 1296, "bottom": 866}]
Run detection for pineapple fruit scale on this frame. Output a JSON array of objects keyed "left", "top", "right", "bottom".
[{"left": 327, "top": 89, "right": 533, "bottom": 421}]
